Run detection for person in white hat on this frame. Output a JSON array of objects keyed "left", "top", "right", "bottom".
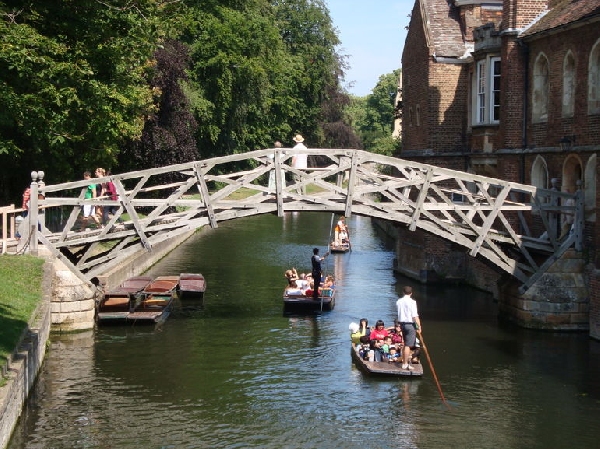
[{"left": 291, "top": 134, "right": 308, "bottom": 195}]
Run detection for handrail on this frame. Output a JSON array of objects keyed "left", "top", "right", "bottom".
[{"left": 0, "top": 204, "right": 24, "bottom": 254}]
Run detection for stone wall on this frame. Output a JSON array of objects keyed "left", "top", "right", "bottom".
[{"left": 498, "top": 249, "right": 589, "bottom": 330}]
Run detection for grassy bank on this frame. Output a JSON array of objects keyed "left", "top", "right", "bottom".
[{"left": 0, "top": 255, "right": 44, "bottom": 379}]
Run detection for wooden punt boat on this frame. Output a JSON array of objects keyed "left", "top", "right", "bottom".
[
  {"left": 350, "top": 344, "right": 423, "bottom": 377},
  {"left": 177, "top": 273, "right": 207, "bottom": 300},
  {"left": 283, "top": 288, "right": 336, "bottom": 312},
  {"left": 128, "top": 275, "right": 179, "bottom": 324},
  {"left": 329, "top": 242, "right": 350, "bottom": 253},
  {"left": 96, "top": 276, "right": 153, "bottom": 324}
]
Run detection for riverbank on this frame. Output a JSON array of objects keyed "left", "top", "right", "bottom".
[
  {"left": 0, "top": 255, "right": 45, "bottom": 379},
  {"left": 0, "top": 255, "right": 51, "bottom": 449}
]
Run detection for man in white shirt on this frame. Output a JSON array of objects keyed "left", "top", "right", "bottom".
[
  {"left": 396, "top": 285, "right": 421, "bottom": 371},
  {"left": 291, "top": 134, "right": 308, "bottom": 195}
]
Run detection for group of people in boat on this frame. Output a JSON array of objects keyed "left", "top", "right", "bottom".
[
  {"left": 350, "top": 318, "right": 421, "bottom": 369},
  {"left": 349, "top": 286, "right": 422, "bottom": 371},
  {"left": 284, "top": 266, "right": 334, "bottom": 298}
]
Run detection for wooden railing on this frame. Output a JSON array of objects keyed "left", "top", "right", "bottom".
[{"left": 0, "top": 204, "right": 24, "bottom": 254}]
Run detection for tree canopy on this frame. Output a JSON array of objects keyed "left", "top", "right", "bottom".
[{"left": 0, "top": 0, "right": 362, "bottom": 203}]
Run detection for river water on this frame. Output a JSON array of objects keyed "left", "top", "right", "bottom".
[{"left": 7, "top": 213, "right": 600, "bottom": 449}]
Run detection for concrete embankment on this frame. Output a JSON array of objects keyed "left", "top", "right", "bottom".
[{"left": 0, "top": 230, "right": 195, "bottom": 448}]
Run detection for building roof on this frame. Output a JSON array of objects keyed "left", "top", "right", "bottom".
[
  {"left": 520, "top": 0, "right": 600, "bottom": 38},
  {"left": 421, "top": 0, "right": 466, "bottom": 58}
]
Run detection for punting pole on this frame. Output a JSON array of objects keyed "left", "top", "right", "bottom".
[
  {"left": 321, "top": 213, "right": 335, "bottom": 312},
  {"left": 417, "top": 330, "right": 452, "bottom": 411}
]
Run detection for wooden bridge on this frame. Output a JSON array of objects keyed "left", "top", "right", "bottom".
[{"left": 15, "top": 148, "right": 583, "bottom": 292}]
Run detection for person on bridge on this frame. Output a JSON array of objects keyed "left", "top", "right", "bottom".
[
  {"left": 291, "top": 134, "right": 308, "bottom": 195},
  {"left": 311, "top": 247, "right": 329, "bottom": 300},
  {"left": 80, "top": 171, "right": 101, "bottom": 230},
  {"left": 396, "top": 286, "right": 421, "bottom": 371}
]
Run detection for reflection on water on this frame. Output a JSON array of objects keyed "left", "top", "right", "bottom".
[{"left": 8, "top": 213, "right": 600, "bottom": 449}]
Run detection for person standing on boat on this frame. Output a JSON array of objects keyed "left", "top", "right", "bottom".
[
  {"left": 334, "top": 216, "right": 347, "bottom": 246},
  {"left": 396, "top": 286, "right": 421, "bottom": 371},
  {"left": 311, "top": 247, "right": 329, "bottom": 300}
]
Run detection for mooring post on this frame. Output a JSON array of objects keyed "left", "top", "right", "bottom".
[
  {"left": 29, "top": 171, "right": 39, "bottom": 256},
  {"left": 574, "top": 180, "right": 584, "bottom": 252}
]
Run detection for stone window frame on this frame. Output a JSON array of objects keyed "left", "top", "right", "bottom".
[
  {"left": 588, "top": 38, "right": 600, "bottom": 115},
  {"left": 532, "top": 52, "right": 550, "bottom": 123},
  {"left": 473, "top": 55, "right": 501, "bottom": 126},
  {"left": 562, "top": 51, "right": 576, "bottom": 118}
]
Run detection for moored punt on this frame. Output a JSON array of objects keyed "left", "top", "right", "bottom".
[
  {"left": 178, "top": 273, "right": 207, "bottom": 300},
  {"left": 128, "top": 276, "right": 179, "bottom": 324},
  {"left": 283, "top": 288, "right": 335, "bottom": 312},
  {"left": 350, "top": 345, "right": 423, "bottom": 377},
  {"left": 96, "top": 276, "right": 153, "bottom": 325}
]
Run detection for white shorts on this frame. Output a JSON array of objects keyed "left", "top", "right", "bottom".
[{"left": 83, "top": 205, "right": 95, "bottom": 217}]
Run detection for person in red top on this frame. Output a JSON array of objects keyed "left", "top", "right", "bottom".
[
  {"left": 369, "top": 320, "right": 389, "bottom": 340},
  {"left": 22, "top": 187, "right": 31, "bottom": 214}
]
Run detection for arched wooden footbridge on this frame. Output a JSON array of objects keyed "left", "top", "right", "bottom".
[{"left": 22, "top": 148, "right": 582, "bottom": 292}]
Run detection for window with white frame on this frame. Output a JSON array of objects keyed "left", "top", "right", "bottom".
[{"left": 474, "top": 56, "right": 501, "bottom": 125}]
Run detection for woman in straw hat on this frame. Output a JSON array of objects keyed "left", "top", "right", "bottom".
[{"left": 291, "top": 134, "right": 308, "bottom": 195}]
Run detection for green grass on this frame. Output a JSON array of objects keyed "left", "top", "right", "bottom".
[{"left": 0, "top": 255, "right": 44, "bottom": 381}]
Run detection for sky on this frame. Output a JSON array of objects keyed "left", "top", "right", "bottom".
[{"left": 325, "top": 0, "right": 413, "bottom": 97}]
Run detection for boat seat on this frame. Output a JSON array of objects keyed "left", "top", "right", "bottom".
[{"left": 103, "top": 296, "right": 130, "bottom": 307}]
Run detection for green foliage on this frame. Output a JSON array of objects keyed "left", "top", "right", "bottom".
[
  {"left": 0, "top": 0, "right": 357, "bottom": 202},
  {"left": 0, "top": 0, "right": 171, "bottom": 199},
  {"left": 345, "top": 70, "right": 401, "bottom": 156}
]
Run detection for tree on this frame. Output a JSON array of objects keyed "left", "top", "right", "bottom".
[
  {"left": 119, "top": 39, "right": 199, "bottom": 173},
  {"left": 346, "top": 70, "right": 402, "bottom": 156},
  {"left": 0, "top": 0, "right": 171, "bottom": 201}
]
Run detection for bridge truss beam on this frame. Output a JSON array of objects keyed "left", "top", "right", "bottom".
[{"left": 26, "top": 149, "right": 583, "bottom": 291}]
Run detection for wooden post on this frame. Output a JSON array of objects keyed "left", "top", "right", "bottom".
[{"left": 29, "top": 171, "right": 39, "bottom": 256}]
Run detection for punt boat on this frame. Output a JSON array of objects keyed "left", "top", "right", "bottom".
[
  {"left": 177, "top": 273, "right": 207, "bottom": 300},
  {"left": 128, "top": 275, "right": 179, "bottom": 324},
  {"left": 350, "top": 344, "right": 423, "bottom": 377},
  {"left": 283, "top": 287, "right": 336, "bottom": 312},
  {"left": 96, "top": 276, "right": 153, "bottom": 325},
  {"left": 329, "top": 242, "right": 351, "bottom": 253}
]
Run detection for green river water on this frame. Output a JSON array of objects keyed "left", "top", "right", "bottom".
[{"left": 8, "top": 212, "right": 600, "bottom": 449}]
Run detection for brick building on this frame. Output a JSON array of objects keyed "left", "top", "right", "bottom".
[{"left": 399, "top": 0, "right": 600, "bottom": 334}]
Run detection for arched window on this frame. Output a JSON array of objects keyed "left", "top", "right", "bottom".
[
  {"left": 531, "top": 155, "right": 548, "bottom": 190},
  {"left": 533, "top": 53, "right": 549, "bottom": 122},
  {"left": 563, "top": 51, "right": 575, "bottom": 117},
  {"left": 589, "top": 39, "right": 600, "bottom": 114}
]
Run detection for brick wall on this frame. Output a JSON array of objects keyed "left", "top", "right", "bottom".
[
  {"left": 503, "top": 0, "right": 549, "bottom": 30},
  {"left": 402, "top": 0, "right": 431, "bottom": 151},
  {"left": 430, "top": 64, "right": 469, "bottom": 153},
  {"left": 525, "top": 23, "right": 600, "bottom": 148}
]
